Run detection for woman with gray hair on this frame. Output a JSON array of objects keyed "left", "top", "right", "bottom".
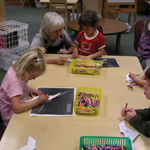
[{"left": 30, "top": 12, "right": 74, "bottom": 65}]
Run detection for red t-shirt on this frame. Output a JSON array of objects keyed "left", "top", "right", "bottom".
[{"left": 75, "top": 30, "right": 106, "bottom": 55}]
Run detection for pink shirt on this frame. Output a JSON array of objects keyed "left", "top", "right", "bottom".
[{"left": 0, "top": 67, "right": 29, "bottom": 126}]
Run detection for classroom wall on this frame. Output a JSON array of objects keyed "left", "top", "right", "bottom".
[
  {"left": 0, "top": 0, "right": 6, "bottom": 23},
  {"left": 82, "top": 0, "right": 104, "bottom": 16}
]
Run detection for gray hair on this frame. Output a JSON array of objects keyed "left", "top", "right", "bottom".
[{"left": 40, "top": 12, "right": 65, "bottom": 39}]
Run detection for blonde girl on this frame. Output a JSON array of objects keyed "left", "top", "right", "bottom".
[{"left": 0, "top": 47, "right": 49, "bottom": 126}]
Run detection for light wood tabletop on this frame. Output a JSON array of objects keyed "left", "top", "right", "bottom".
[
  {"left": 0, "top": 55, "right": 150, "bottom": 150},
  {"left": 68, "top": 18, "right": 128, "bottom": 53}
]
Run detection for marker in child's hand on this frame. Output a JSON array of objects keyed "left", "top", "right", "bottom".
[
  {"left": 73, "top": 50, "right": 79, "bottom": 58},
  {"left": 125, "top": 103, "right": 128, "bottom": 113},
  {"left": 128, "top": 74, "right": 139, "bottom": 77}
]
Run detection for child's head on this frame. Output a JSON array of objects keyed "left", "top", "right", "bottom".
[
  {"left": 13, "top": 47, "right": 46, "bottom": 81},
  {"left": 143, "top": 17, "right": 150, "bottom": 33},
  {"left": 144, "top": 67, "right": 150, "bottom": 99},
  {"left": 78, "top": 10, "right": 98, "bottom": 36}
]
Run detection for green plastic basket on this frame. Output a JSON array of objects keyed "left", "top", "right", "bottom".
[
  {"left": 70, "top": 59, "right": 103, "bottom": 75},
  {"left": 79, "top": 136, "right": 132, "bottom": 150},
  {"left": 74, "top": 87, "right": 101, "bottom": 115}
]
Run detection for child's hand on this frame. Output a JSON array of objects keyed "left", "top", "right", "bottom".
[
  {"left": 72, "top": 52, "right": 79, "bottom": 59},
  {"left": 38, "top": 94, "right": 49, "bottom": 104},
  {"left": 125, "top": 107, "right": 137, "bottom": 122},
  {"left": 129, "top": 72, "right": 135, "bottom": 79},
  {"left": 82, "top": 56, "right": 92, "bottom": 60},
  {"left": 30, "top": 88, "right": 43, "bottom": 98},
  {"left": 121, "top": 107, "right": 130, "bottom": 117},
  {"left": 121, "top": 107, "right": 137, "bottom": 122},
  {"left": 129, "top": 81, "right": 138, "bottom": 86},
  {"left": 54, "top": 57, "right": 67, "bottom": 65},
  {"left": 57, "top": 49, "right": 68, "bottom": 54}
]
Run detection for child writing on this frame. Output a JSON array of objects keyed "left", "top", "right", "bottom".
[
  {"left": 72, "top": 10, "right": 106, "bottom": 60},
  {"left": 121, "top": 67, "right": 150, "bottom": 137},
  {"left": 128, "top": 72, "right": 146, "bottom": 87},
  {"left": 0, "top": 47, "right": 49, "bottom": 126},
  {"left": 127, "top": 17, "right": 150, "bottom": 87}
]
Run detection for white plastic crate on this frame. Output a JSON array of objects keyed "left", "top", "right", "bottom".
[
  {"left": 0, "top": 20, "right": 28, "bottom": 51},
  {"left": 0, "top": 43, "right": 29, "bottom": 71}
]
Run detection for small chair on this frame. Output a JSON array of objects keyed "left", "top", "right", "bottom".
[
  {"left": 134, "top": 19, "right": 145, "bottom": 62},
  {"left": 104, "top": 0, "right": 137, "bottom": 29},
  {"left": 49, "top": 0, "right": 73, "bottom": 32}
]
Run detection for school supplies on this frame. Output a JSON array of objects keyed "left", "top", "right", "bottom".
[
  {"left": 30, "top": 87, "right": 75, "bottom": 116},
  {"left": 82, "top": 144, "right": 127, "bottom": 150},
  {"left": 94, "top": 58, "right": 120, "bottom": 67},
  {"left": 125, "top": 103, "right": 128, "bottom": 113},
  {"left": 126, "top": 74, "right": 135, "bottom": 88},
  {"left": 74, "top": 87, "right": 101, "bottom": 115},
  {"left": 79, "top": 136, "right": 132, "bottom": 150},
  {"left": 128, "top": 74, "right": 139, "bottom": 77},
  {"left": 118, "top": 121, "right": 139, "bottom": 142},
  {"left": 70, "top": 60, "right": 103, "bottom": 75},
  {"left": 18, "top": 136, "right": 36, "bottom": 150}
]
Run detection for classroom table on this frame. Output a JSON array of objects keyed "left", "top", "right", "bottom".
[
  {"left": 0, "top": 55, "right": 150, "bottom": 150},
  {"left": 39, "top": 0, "right": 79, "bottom": 19},
  {"left": 68, "top": 18, "right": 128, "bottom": 53}
]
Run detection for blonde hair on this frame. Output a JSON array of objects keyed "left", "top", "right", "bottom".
[
  {"left": 40, "top": 12, "right": 65, "bottom": 39},
  {"left": 13, "top": 47, "right": 46, "bottom": 81}
]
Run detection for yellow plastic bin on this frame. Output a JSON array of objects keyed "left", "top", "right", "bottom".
[
  {"left": 74, "top": 87, "right": 101, "bottom": 115},
  {"left": 70, "top": 59, "right": 103, "bottom": 75}
]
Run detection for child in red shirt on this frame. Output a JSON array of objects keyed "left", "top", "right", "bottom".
[{"left": 72, "top": 10, "right": 106, "bottom": 60}]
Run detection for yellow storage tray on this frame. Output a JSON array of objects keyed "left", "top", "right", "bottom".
[
  {"left": 74, "top": 87, "right": 101, "bottom": 115},
  {"left": 70, "top": 59, "right": 103, "bottom": 75}
]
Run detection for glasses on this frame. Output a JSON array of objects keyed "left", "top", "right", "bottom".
[{"left": 52, "top": 28, "right": 62, "bottom": 34}]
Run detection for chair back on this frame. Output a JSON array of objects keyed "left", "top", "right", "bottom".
[
  {"left": 134, "top": 20, "right": 144, "bottom": 52},
  {"left": 49, "top": 0, "right": 68, "bottom": 31},
  {"left": 105, "top": 0, "right": 137, "bottom": 27}
]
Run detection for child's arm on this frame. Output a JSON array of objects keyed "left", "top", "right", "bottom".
[
  {"left": 29, "top": 88, "right": 43, "bottom": 98},
  {"left": 11, "top": 94, "right": 49, "bottom": 113},
  {"left": 45, "top": 57, "right": 67, "bottom": 65},
  {"left": 82, "top": 48, "right": 104, "bottom": 60},
  {"left": 129, "top": 73, "right": 146, "bottom": 87},
  {"left": 129, "top": 108, "right": 150, "bottom": 137},
  {"left": 72, "top": 43, "right": 79, "bottom": 59}
]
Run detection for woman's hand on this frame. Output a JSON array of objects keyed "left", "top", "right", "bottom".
[
  {"left": 54, "top": 57, "right": 67, "bottom": 65},
  {"left": 57, "top": 49, "right": 68, "bottom": 54}
]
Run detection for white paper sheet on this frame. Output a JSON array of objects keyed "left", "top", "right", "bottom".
[
  {"left": 119, "top": 121, "right": 139, "bottom": 142},
  {"left": 18, "top": 136, "right": 36, "bottom": 150},
  {"left": 119, "top": 121, "right": 139, "bottom": 150},
  {"left": 126, "top": 74, "right": 135, "bottom": 88}
]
